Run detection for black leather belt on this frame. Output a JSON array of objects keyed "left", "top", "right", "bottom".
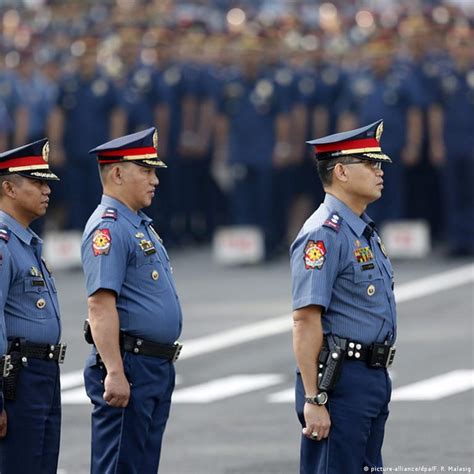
[
  {"left": 121, "top": 334, "right": 182, "bottom": 362},
  {"left": 1, "top": 355, "right": 13, "bottom": 377},
  {"left": 9, "top": 341, "right": 67, "bottom": 364},
  {"left": 345, "top": 339, "right": 396, "bottom": 368}
]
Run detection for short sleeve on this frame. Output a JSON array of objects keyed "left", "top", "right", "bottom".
[
  {"left": 81, "top": 222, "right": 128, "bottom": 297},
  {"left": 290, "top": 228, "right": 341, "bottom": 311}
]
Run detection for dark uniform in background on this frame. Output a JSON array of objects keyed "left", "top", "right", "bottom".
[
  {"left": 81, "top": 128, "right": 183, "bottom": 473},
  {"left": 291, "top": 121, "right": 396, "bottom": 473},
  {"left": 0, "top": 139, "right": 65, "bottom": 474}
]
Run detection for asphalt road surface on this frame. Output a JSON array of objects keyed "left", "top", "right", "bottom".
[{"left": 52, "top": 247, "right": 473, "bottom": 474}]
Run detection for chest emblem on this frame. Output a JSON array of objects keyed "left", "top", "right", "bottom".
[
  {"left": 139, "top": 239, "right": 156, "bottom": 256},
  {"left": 354, "top": 246, "right": 374, "bottom": 263},
  {"left": 304, "top": 240, "right": 326, "bottom": 270},
  {"left": 151, "top": 269, "right": 159, "bottom": 281},
  {"left": 367, "top": 284, "right": 375, "bottom": 296},
  {"left": 92, "top": 229, "right": 112, "bottom": 256},
  {"left": 30, "top": 266, "right": 43, "bottom": 277}
]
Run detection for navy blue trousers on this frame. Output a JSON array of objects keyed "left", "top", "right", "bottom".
[
  {"left": 295, "top": 361, "right": 391, "bottom": 474},
  {"left": 84, "top": 352, "right": 175, "bottom": 474},
  {"left": 0, "top": 359, "right": 61, "bottom": 474}
]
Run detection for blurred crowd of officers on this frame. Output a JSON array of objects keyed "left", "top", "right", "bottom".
[{"left": 0, "top": 1, "right": 473, "bottom": 256}]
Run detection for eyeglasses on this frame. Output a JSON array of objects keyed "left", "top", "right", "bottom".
[{"left": 327, "top": 160, "right": 383, "bottom": 171}]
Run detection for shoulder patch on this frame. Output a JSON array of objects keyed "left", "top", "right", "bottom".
[
  {"left": 323, "top": 212, "right": 342, "bottom": 232},
  {"left": 101, "top": 208, "right": 117, "bottom": 220},
  {"left": 92, "top": 229, "right": 112, "bottom": 256},
  {"left": 304, "top": 240, "right": 327, "bottom": 270},
  {"left": 0, "top": 225, "right": 10, "bottom": 243}
]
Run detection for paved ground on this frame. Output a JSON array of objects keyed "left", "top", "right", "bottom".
[{"left": 53, "top": 247, "right": 473, "bottom": 474}]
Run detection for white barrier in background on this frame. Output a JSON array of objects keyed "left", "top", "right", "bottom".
[
  {"left": 43, "top": 231, "right": 82, "bottom": 270},
  {"left": 213, "top": 226, "right": 264, "bottom": 265},
  {"left": 381, "top": 220, "right": 431, "bottom": 259}
]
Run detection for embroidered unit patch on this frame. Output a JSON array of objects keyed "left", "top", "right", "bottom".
[
  {"left": 92, "top": 229, "right": 112, "bottom": 256},
  {"left": 304, "top": 240, "right": 327, "bottom": 270}
]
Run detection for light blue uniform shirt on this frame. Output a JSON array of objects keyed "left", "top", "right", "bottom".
[
  {"left": 290, "top": 194, "right": 396, "bottom": 345},
  {"left": 0, "top": 210, "right": 61, "bottom": 346},
  {"left": 81, "top": 195, "right": 182, "bottom": 345}
]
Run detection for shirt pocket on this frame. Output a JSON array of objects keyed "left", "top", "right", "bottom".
[
  {"left": 135, "top": 250, "right": 159, "bottom": 268},
  {"left": 23, "top": 277, "right": 53, "bottom": 319},
  {"left": 351, "top": 263, "right": 384, "bottom": 308}
]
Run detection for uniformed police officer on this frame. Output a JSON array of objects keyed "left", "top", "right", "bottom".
[
  {"left": 0, "top": 139, "right": 65, "bottom": 474},
  {"left": 82, "top": 127, "right": 182, "bottom": 474},
  {"left": 290, "top": 120, "right": 396, "bottom": 473}
]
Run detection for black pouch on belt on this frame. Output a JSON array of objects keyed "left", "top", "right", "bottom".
[{"left": 3, "top": 350, "right": 23, "bottom": 401}]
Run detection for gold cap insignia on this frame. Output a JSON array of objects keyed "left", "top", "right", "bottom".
[
  {"left": 153, "top": 130, "right": 158, "bottom": 150},
  {"left": 42, "top": 142, "right": 49, "bottom": 163},
  {"left": 375, "top": 122, "right": 383, "bottom": 142}
]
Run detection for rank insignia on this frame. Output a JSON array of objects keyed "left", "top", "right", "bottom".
[
  {"left": 377, "top": 236, "right": 388, "bottom": 257},
  {"left": 304, "top": 240, "right": 326, "bottom": 270},
  {"left": 354, "top": 246, "right": 374, "bottom": 263},
  {"left": 92, "top": 229, "right": 112, "bottom": 256},
  {"left": 139, "top": 239, "right": 156, "bottom": 256},
  {"left": 102, "top": 208, "right": 117, "bottom": 220},
  {"left": 323, "top": 213, "right": 342, "bottom": 232}
]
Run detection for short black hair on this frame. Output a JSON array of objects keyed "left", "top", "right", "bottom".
[{"left": 316, "top": 156, "right": 357, "bottom": 186}]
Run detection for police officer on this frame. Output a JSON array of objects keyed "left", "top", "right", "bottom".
[
  {"left": 82, "top": 127, "right": 182, "bottom": 474},
  {"left": 428, "top": 26, "right": 474, "bottom": 256},
  {"left": 0, "top": 139, "right": 65, "bottom": 474},
  {"left": 337, "top": 36, "right": 423, "bottom": 224},
  {"left": 290, "top": 120, "right": 396, "bottom": 473}
]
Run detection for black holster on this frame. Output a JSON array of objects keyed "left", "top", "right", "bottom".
[{"left": 317, "top": 335, "right": 347, "bottom": 392}]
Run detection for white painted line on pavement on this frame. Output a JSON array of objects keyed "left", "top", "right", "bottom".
[
  {"left": 268, "top": 369, "right": 474, "bottom": 403},
  {"left": 61, "top": 370, "right": 84, "bottom": 390},
  {"left": 62, "top": 386, "right": 89, "bottom": 405},
  {"left": 60, "top": 264, "right": 473, "bottom": 400},
  {"left": 394, "top": 264, "right": 474, "bottom": 304},
  {"left": 178, "top": 263, "right": 474, "bottom": 360},
  {"left": 391, "top": 369, "right": 474, "bottom": 401},
  {"left": 172, "top": 374, "right": 285, "bottom": 403}
]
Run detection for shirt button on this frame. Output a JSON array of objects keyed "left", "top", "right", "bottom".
[{"left": 36, "top": 298, "right": 46, "bottom": 309}]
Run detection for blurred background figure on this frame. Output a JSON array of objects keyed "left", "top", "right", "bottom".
[
  {"left": 0, "top": 0, "right": 471, "bottom": 257},
  {"left": 428, "top": 24, "right": 474, "bottom": 256}
]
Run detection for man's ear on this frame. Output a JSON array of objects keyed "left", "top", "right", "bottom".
[
  {"left": 0, "top": 179, "right": 19, "bottom": 199},
  {"left": 111, "top": 164, "right": 124, "bottom": 185},
  {"left": 332, "top": 163, "right": 348, "bottom": 183}
]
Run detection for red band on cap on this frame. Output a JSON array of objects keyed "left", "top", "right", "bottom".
[
  {"left": 96, "top": 147, "right": 157, "bottom": 157},
  {"left": 0, "top": 155, "right": 44, "bottom": 170},
  {"left": 314, "top": 138, "right": 379, "bottom": 153}
]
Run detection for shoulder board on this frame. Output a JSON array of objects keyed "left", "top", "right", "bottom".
[
  {"left": 101, "top": 208, "right": 118, "bottom": 220},
  {"left": 0, "top": 225, "right": 11, "bottom": 243},
  {"left": 323, "top": 212, "right": 342, "bottom": 232}
]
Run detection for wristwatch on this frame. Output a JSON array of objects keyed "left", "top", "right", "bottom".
[{"left": 304, "top": 392, "right": 328, "bottom": 406}]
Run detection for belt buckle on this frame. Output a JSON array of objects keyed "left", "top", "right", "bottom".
[
  {"left": 172, "top": 342, "right": 183, "bottom": 363},
  {"left": 385, "top": 346, "right": 396, "bottom": 368},
  {"left": 58, "top": 344, "right": 67, "bottom": 364},
  {"left": 2, "top": 355, "right": 12, "bottom": 377}
]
